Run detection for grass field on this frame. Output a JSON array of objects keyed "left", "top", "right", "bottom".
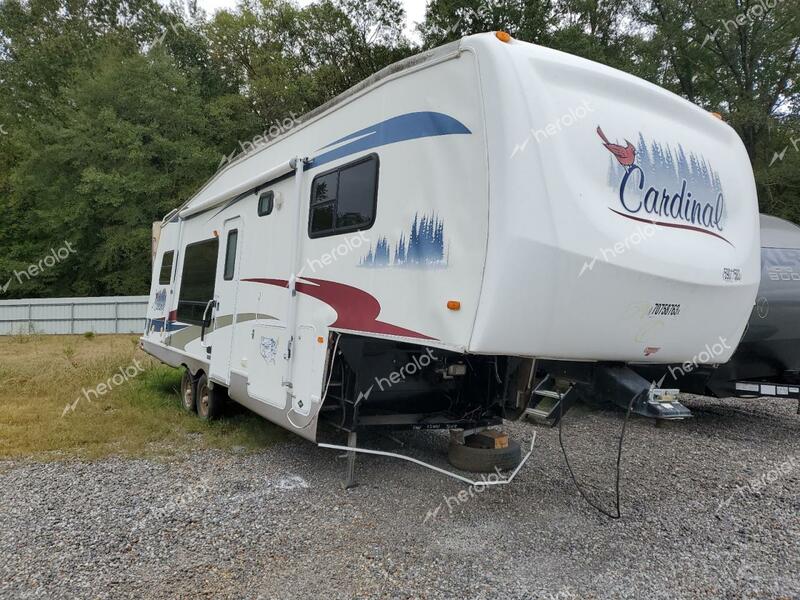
[{"left": 0, "top": 334, "right": 287, "bottom": 459}]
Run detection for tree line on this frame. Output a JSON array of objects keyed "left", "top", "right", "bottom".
[{"left": 0, "top": 0, "right": 797, "bottom": 297}]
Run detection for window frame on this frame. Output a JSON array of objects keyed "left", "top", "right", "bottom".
[
  {"left": 223, "top": 229, "right": 239, "bottom": 281},
  {"left": 158, "top": 250, "right": 174, "bottom": 285},
  {"left": 258, "top": 190, "right": 274, "bottom": 216},
  {"left": 176, "top": 237, "right": 219, "bottom": 326},
  {"left": 308, "top": 153, "right": 379, "bottom": 239}
]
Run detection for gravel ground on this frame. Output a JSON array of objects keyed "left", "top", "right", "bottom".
[{"left": 1, "top": 395, "right": 798, "bottom": 600}]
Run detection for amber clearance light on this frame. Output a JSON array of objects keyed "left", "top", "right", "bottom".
[
  {"left": 447, "top": 300, "right": 461, "bottom": 311},
  {"left": 495, "top": 31, "right": 512, "bottom": 43}
]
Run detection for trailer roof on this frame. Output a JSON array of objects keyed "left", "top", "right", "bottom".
[{"left": 761, "top": 214, "right": 800, "bottom": 249}]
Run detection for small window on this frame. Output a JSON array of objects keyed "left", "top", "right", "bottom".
[
  {"left": 177, "top": 238, "right": 219, "bottom": 325},
  {"left": 258, "top": 191, "right": 274, "bottom": 216},
  {"left": 309, "top": 154, "right": 378, "bottom": 238},
  {"left": 223, "top": 230, "right": 238, "bottom": 281},
  {"left": 158, "top": 251, "right": 174, "bottom": 285}
]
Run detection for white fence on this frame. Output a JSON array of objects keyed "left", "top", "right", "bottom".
[{"left": 0, "top": 296, "right": 149, "bottom": 335}]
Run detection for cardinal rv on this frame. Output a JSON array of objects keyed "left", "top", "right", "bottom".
[{"left": 142, "top": 32, "right": 760, "bottom": 474}]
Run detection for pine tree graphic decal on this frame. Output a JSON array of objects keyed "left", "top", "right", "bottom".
[{"left": 359, "top": 212, "right": 448, "bottom": 269}]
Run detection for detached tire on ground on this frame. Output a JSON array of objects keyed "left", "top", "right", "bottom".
[
  {"left": 180, "top": 369, "right": 196, "bottom": 413},
  {"left": 195, "top": 373, "right": 225, "bottom": 420},
  {"left": 447, "top": 439, "right": 522, "bottom": 473}
]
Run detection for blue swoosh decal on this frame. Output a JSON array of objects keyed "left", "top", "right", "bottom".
[
  {"left": 147, "top": 319, "right": 188, "bottom": 333},
  {"left": 308, "top": 111, "right": 471, "bottom": 169}
]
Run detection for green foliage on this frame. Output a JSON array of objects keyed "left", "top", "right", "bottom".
[
  {"left": 420, "top": 0, "right": 554, "bottom": 47},
  {"left": 0, "top": 0, "right": 413, "bottom": 297},
  {"left": 631, "top": 0, "right": 800, "bottom": 216},
  {"left": 0, "top": 0, "right": 797, "bottom": 298},
  {"left": 3, "top": 48, "right": 220, "bottom": 295}
]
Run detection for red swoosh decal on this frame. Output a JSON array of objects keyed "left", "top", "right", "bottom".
[
  {"left": 242, "top": 277, "right": 437, "bottom": 340},
  {"left": 609, "top": 208, "right": 734, "bottom": 247}
]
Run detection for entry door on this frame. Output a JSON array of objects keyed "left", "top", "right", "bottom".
[{"left": 210, "top": 217, "right": 243, "bottom": 384}]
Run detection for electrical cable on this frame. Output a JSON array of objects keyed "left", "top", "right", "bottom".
[
  {"left": 287, "top": 333, "right": 341, "bottom": 431},
  {"left": 557, "top": 388, "right": 636, "bottom": 519},
  {"left": 321, "top": 333, "right": 342, "bottom": 404},
  {"left": 286, "top": 407, "right": 316, "bottom": 430}
]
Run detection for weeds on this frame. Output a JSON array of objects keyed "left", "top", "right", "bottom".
[
  {"left": 62, "top": 343, "right": 77, "bottom": 367},
  {"left": 0, "top": 334, "right": 287, "bottom": 459}
]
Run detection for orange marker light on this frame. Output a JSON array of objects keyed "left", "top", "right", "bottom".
[
  {"left": 447, "top": 300, "right": 461, "bottom": 311},
  {"left": 495, "top": 31, "right": 512, "bottom": 43},
  {"left": 317, "top": 336, "right": 325, "bottom": 344},
  {"left": 710, "top": 112, "right": 723, "bottom": 120},
  {"left": 212, "top": 229, "right": 219, "bottom": 237}
]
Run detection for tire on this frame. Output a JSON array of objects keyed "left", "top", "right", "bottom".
[
  {"left": 180, "top": 369, "right": 196, "bottom": 413},
  {"left": 195, "top": 373, "right": 224, "bottom": 420},
  {"left": 448, "top": 439, "right": 522, "bottom": 473}
]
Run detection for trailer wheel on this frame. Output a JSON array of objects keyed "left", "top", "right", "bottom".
[
  {"left": 447, "top": 439, "right": 522, "bottom": 473},
  {"left": 195, "top": 373, "right": 224, "bottom": 420},
  {"left": 180, "top": 369, "right": 196, "bottom": 413}
]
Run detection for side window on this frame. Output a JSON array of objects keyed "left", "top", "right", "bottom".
[
  {"left": 158, "top": 251, "right": 174, "bottom": 285},
  {"left": 177, "top": 238, "right": 219, "bottom": 325},
  {"left": 223, "top": 230, "right": 238, "bottom": 281},
  {"left": 309, "top": 154, "right": 378, "bottom": 238},
  {"left": 258, "top": 191, "right": 274, "bottom": 216}
]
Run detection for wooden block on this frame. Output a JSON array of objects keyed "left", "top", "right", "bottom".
[{"left": 467, "top": 430, "right": 509, "bottom": 449}]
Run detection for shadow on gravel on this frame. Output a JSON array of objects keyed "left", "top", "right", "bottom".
[{"left": 681, "top": 396, "right": 800, "bottom": 432}]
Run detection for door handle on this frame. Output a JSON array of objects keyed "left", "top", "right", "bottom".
[{"left": 200, "top": 299, "right": 216, "bottom": 349}]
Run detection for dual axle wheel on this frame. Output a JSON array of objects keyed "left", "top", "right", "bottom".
[{"left": 180, "top": 368, "right": 225, "bottom": 420}]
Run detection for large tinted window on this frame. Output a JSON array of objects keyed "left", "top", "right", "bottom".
[
  {"left": 309, "top": 154, "right": 378, "bottom": 238},
  {"left": 158, "top": 251, "right": 174, "bottom": 285},
  {"left": 177, "top": 238, "right": 219, "bottom": 325}
]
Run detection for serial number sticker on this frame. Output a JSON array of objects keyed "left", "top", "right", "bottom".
[
  {"left": 648, "top": 303, "right": 681, "bottom": 317},
  {"left": 723, "top": 267, "right": 742, "bottom": 282}
]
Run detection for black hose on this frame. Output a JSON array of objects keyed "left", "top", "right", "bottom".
[{"left": 557, "top": 390, "right": 636, "bottom": 519}]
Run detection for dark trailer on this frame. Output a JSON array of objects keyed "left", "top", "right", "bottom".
[{"left": 635, "top": 214, "right": 800, "bottom": 407}]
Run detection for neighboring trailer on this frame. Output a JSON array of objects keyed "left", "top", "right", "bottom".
[
  {"left": 634, "top": 214, "right": 800, "bottom": 403},
  {"left": 141, "top": 33, "right": 761, "bottom": 446}
]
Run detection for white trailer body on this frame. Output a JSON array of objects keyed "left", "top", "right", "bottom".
[{"left": 142, "top": 33, "right": 760, "bottom": 440}]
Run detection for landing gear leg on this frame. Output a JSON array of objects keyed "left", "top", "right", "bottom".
[{"left": 342, "top": 431, "right": 358, "bottom": 490}]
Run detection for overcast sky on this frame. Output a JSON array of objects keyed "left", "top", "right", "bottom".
[{"left": 191, "top": 0, "right": 428, "bottom": 41}]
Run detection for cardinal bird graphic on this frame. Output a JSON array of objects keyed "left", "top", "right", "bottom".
[{"left": 597, "top": 126, "right": 636, "bottom": 169}]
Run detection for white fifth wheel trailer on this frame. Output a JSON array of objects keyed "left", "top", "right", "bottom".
[{"left": 142, "top": 32, "right": 760, "bottom": 473}]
